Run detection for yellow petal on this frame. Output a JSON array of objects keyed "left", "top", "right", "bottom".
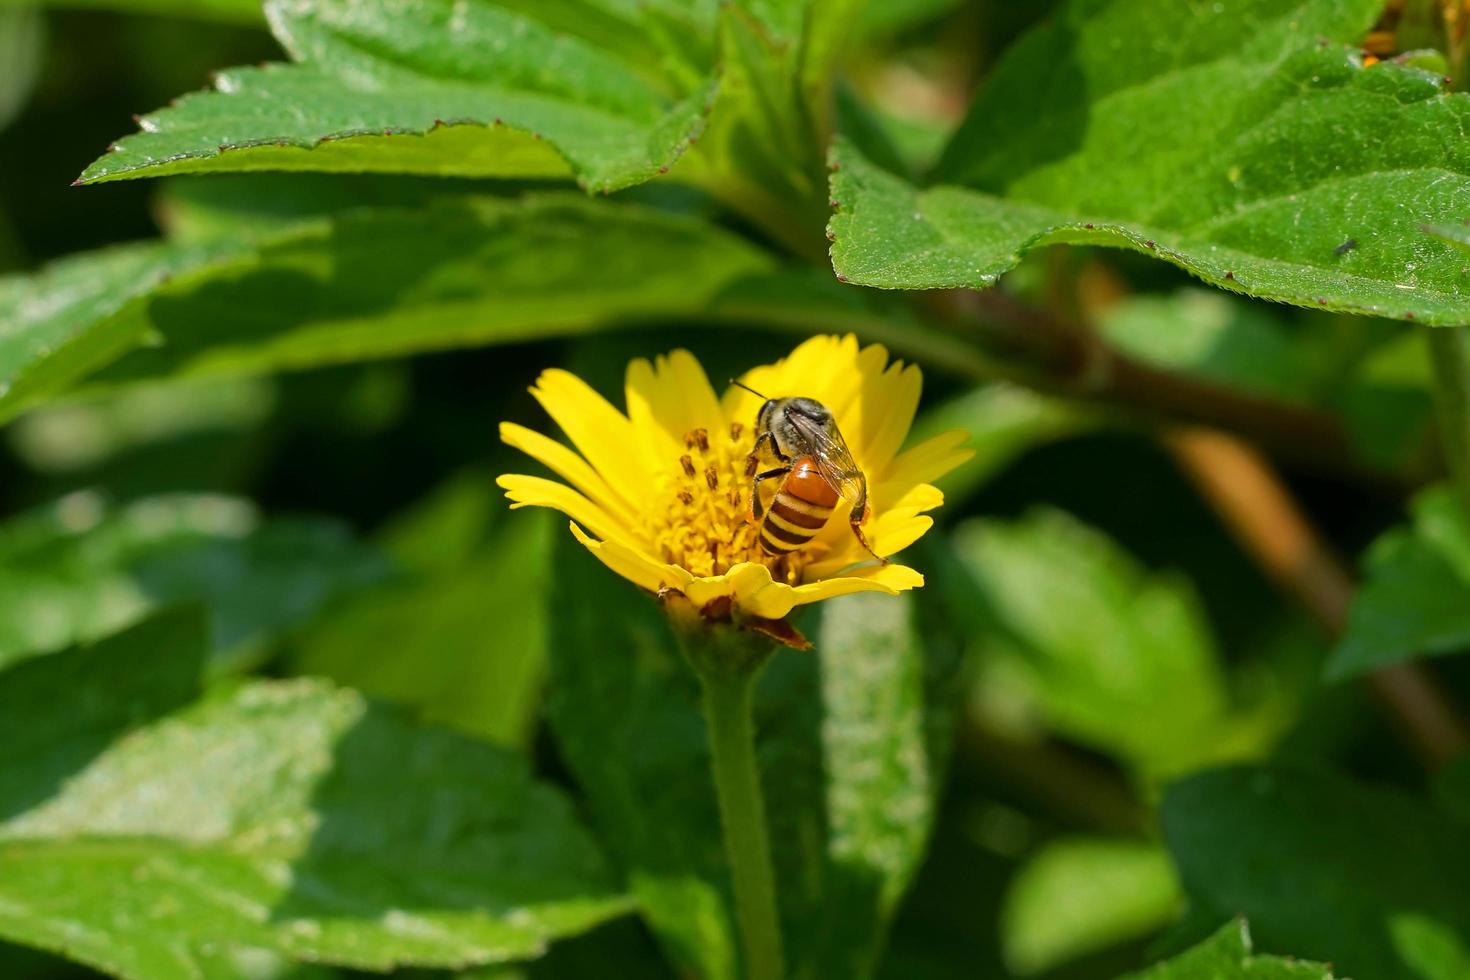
[
  {"left": 498, "top": 474, "right": 641, "bottom": 549},
  {"left": 684, "top": 562, "right": 788, "bottom": 616},
  {"left": 626, "top": 349, "right": 726, "bottom": 474},
  {"left": 500, "top": 422, "right": 640, "bottom": 527},
  {"left": 802, "top": 482, "right": 944, "bottom": 575},
  {"left": 568, "top": 522, "right": 690, "bottom": 594},
  {"left": 709, "top": 563, "right": 808, "bottom": 620},
  {"left": 784, "top": 562, "right": 926, "bottom": 612},
  {"left": 873, "top": 515, "right": 933, "bottom": 557},
  {"left": 878, "top": 430, "right": 973, "bottom": 506},
  {"left": 723, "top": 334, "right": 860, "bottom": 422},
  {"left": 723, "top": 336, "right": 923, "bottom": 488},
  {"left": 530, "top": 369, "right": 647, "bottom": 508},
  {"left": 853, "top": 357, "right": 922, "bottom": 472},
  {"left": 803, "top": 516, "right": 933, "bottom": 578}
]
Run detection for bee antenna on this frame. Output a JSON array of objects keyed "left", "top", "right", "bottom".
[{"left": 730, "top": 379, "right": 770, "bottom": 400}]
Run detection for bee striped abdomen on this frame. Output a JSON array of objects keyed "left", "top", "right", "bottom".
[{"left": 759, "top": 455, "right": 839, "bottom": 555}]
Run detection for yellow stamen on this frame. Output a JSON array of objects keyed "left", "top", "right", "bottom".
[{"left": 647, "top": 427, "right": 815, "bottom": 581}]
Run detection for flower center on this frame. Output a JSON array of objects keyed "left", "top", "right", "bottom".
[{"left": 647, "top": 422, "right": 810, "bottom": 582}]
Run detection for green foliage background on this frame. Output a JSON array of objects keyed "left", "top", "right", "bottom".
[{"left": 2, "top": 0, "right": 1470, "bottom": 978}]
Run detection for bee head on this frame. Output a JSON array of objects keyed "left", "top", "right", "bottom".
[
  {"left": 756, "top": 398, "right": 780, "bottom": 432},
  {"left": 785, "top": 397, "right": 831, "bottom": 424}
]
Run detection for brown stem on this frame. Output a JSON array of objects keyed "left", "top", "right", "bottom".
[{"left": 1166, "top": 427, "right": 1470, "bottom": 768}]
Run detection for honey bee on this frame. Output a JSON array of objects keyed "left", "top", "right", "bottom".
[{"left": 734, "top": 382, "right": 884, "bottom": 564}]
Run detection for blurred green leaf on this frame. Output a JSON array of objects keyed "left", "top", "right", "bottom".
[
  {"left": 544, "top": 536, "right": 960, "bottom": 979},
  {"left": 0, "top": 7, "right": 42, "bottom": 133},
  {"left": 0, "top": 195, "right": 772, "bottom": 423},
  {"left": 1098, "top": 289, "right": 1434, "bottom": 470},
  {"left": 1001, "top": 837, "right": 1178, "bottom": 975},
  {"left": 857, "top": 0, "right": 965, "bottom": 39},
  {"left": 909, "top": 385, "right": 1090, "bottom": 506},
  {"left": 294, "top": 473, "right": 551, "bottom": 748},
  {"left": 1329, "top": 485, "right": 1470, "bottom": 680},
  {"left": 1163, "top": 765, "right": 1470, "bottom": 980},
  {"left": 954, "top": 508, "right": 1281, "bottom": 784},
  {"left": 1123, "top": 920, "right": 1334, "bottom": 979},
  {"left": 155, "top": 173, "right": 492, "bottom": 243},
  {"left": 1, "top": 192, "right": 977, "bottom": 425},
  {"left": 0, "top": 610, "right": 630, "bottom": 979},
  {"left": 829, "top": 0, "right": 1470, "bottom": 324},
  {"left": 0, "top": 491, "right": 388, "bottom": 673},
  {"left": 1099, "top": 290, "right": 1333, "bottom": 405},
  {"left": 7, "top": 375, "right": 275, "bottom": 474},
  {"left": 0, "top": 238, "right": 248, "bottom": 424},
  {"left": 0, "top": 607, "right": 206, "bottom": 824},
  {"left": 0, "top": 0, "right": 264, "bottom": 24},
  {"left": 78, "top": 0, "right": 714, "bottom": 192},
  {"left": 673, "top": 4, "right": 838, "bottom": 259}
]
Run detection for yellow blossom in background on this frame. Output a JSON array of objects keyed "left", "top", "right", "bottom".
[{"left": 497, "top": 335, "right": 971, "bottom": 633}]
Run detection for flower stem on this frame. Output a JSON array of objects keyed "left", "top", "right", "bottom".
[
  {"left": 685, "top": 635, "right": 785, "bottom": 980},
  {"left": 1426, "top": 327, "right": 1470, "bottom": 520}
]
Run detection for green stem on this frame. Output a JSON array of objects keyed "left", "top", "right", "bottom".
[
  {"left": 686, "top": 636, "right": 785, "bottom": 980},
  {"left": 1426, "top": 327, "right": 1470, "bottom": 519}
]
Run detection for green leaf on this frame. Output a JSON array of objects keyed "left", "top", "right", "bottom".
[
  {"left": 953, "top": 508, "right": 1276, "bottom": 783},
  {"left": 1328, "top": 485, "right": 1470, "bottom": 679},
  {"left": 1123, "top": 920, "right": 1335, "bottom": 979},
  {"left": 908, "top": 385, "right": 1091, "bottom": 507},
  {"left": 1163, "top": 764, "right": 1470, "bottom": 979},
  {"left": 829, "top": 0, "right": 1470, "bottom": 324},
  {"left": 0, "top": 238, "right": 247, "bottom": 423},
  {"left": 1099, "top": 290, "right": 1337, "bottom": 405},
  {"left": 0, "top": 0, "right": 263, "bottom": 24},
  {"left": 544, "top": 535, "right": 960, "bottom": 979},
  {"left": 0, "top": 194, "right": 773, "bottom": 423},
  {"left": 0, "top": 608, "right": 207, "bottom": 824},
  {"left": 294, "top": 474, "right": 551, "bottom": 748},
  {"left": 78, "top": 0, "right": 714, "bottom": 192},
  {"left": 1, "top": 192, "right": 972, "bottom": 426},
  {"left": 0, "top": 492, "right": 388, "bottom": 674},
  {"left": 1001, "top": 837, "right": 1179, "bottom": 975},
  {"left": 0, "top": 7, "right": 42, "bottom": 132},
  {"left": 1097, "top": 289, "right": 1434, "bottom": 470},
  {"left": 0, "top": 611, "right": 630, "bottom": 979},
  {"left": 856, "top": 0, "right": 964, "bottom": 39},
  {"left": 6, "top": 375, "right": 275, "bottom": 475}
]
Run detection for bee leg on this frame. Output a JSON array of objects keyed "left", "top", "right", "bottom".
[
  {"left": 848, "top": 499, "right": 886, "bottom": 564},
  {"left": 749, "top": 467, "right": 789, "bottom": 522},
  {"left": 747, "top": 431, "right": 788, "bottom": 467},
  {"left": 849, "top": 520, "right": 888, "bottom": 565}
]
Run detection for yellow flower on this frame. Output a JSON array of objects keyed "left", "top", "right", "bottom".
[{"left": 497, "top": 335, "right": 971, "bottom": 640}]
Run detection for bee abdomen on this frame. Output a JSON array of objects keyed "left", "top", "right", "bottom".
[{"left": 759, "top": 457, "right": 837, "bottom": 556}]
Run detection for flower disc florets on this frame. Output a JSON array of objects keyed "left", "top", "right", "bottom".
[{"left": 498, "top": 335, "right": 971, "bottom": 642}]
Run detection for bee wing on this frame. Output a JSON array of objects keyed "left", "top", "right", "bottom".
[{"left": 787, "top": 411, "right": 868, "bottom": 508}]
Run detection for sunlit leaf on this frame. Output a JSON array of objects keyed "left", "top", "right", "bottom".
[
  {"left": 0, "top": 610, "right": 630, "bottom": 979},
  {"left": 78, "top": 0, "right": 716, "bottom": 192},
  {"left": 0, "top": 195, "right": 773, "bottom": 423},
  {"left": 828, "top": 0, "right": 1470, "bottom": 323}
]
